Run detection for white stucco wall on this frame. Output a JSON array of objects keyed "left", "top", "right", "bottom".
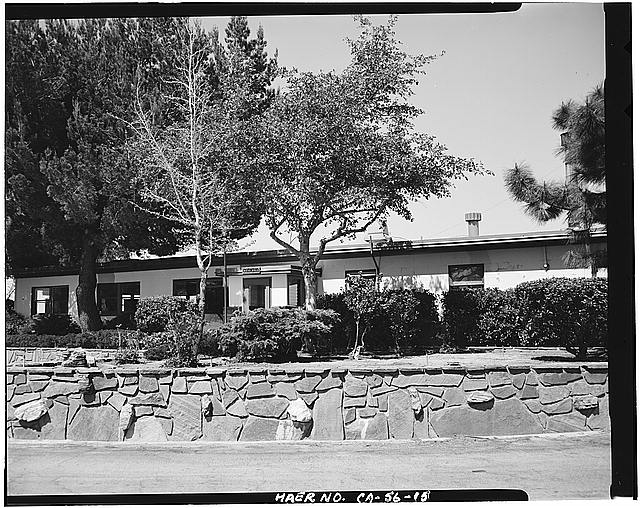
[{"left": 13, "top": 241, "right": 605, "bottom": 321}]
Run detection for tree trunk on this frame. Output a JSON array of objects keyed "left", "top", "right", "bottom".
[
  {"left": 195, "top": 246, "right": 207, "bottom": 359},
  {"left": 302, "top": 263, "right": 318, "bottom": 310},
  {"left": 76, "top": 230, "right": 103, "bottom": 332}
]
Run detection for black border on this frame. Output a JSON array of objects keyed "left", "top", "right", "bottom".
[{"left": 604, "top": 2, "right": 636, "bottom": 500}]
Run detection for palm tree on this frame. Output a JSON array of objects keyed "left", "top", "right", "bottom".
[{"left": 504, "top": 84, "right": 606, "bottom": 276}]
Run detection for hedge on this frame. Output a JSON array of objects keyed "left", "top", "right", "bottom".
[
  {"left": 6, "top": 329, "right": 123, "bottom": 349},
  {"left": 135, "top": 296, "right": 198, "bottom": 333},
  {"left": 441, "top": 277, "right": 607, "bottom": 357}
]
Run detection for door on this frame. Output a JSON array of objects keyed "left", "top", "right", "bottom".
[{"left": 243, "top": 277, "right": 271, "bottom": 312}]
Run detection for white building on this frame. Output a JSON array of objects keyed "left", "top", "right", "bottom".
[{"left": 12, "top": 218, "right": 607, "bottom": 324}]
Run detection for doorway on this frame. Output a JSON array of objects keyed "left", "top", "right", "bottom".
[{"left": 243, "top": 277, "right": 271, "bottom": 312}]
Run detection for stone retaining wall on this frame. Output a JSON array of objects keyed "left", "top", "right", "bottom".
[
  {"left": 6, "top": 364, "right": 609, "bottom": 442},
  {"left": 6, "top": 348, "right": 118, "bottom": 366}
]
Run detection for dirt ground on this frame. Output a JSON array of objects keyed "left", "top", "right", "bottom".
[{"left": 7, "top": 432, "right": 611, "bottom": 500}]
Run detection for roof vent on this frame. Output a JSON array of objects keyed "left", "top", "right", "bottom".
[{"left": 465, "top": 212, "right": 482, "bottom": 237}]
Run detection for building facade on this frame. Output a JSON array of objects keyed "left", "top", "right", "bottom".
[{"left": 12, "top": 228, "right": 607, "bottom": 325}]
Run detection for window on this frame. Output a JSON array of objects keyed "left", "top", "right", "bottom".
[
  {"left": 31, "top": 286, "right": 69, "bottom": 315},
  {"left": 287, "top": 275, "right": 305, "bottom": 307},
  {"left": 448, "top": 264, "right": 484, "bottom": 289},
  {"left": 97, "top": 282, "right": 140, "bottom": 316},
  {"left": 173, "top": 278, "right": 225, "bottom": 317}
]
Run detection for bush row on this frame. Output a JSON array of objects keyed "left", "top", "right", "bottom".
[
  {"left": 442, "top": 277, "right": 608, "bottom": 357},
  {"left": 6, "top": 329, "right": 124, "bottom": 349}
]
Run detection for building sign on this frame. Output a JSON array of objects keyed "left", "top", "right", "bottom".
[
  {"left": 242, "top": 267, "right": 262, "bottom": 274},
  {"left": 214, "top": 267, "right": 241, "bottom": 276}
]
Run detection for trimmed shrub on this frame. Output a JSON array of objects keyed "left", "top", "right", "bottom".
[
  {"left": 163, "top": 313, "right": 201, "bottom": 367},
  {"left": 213, "top": 307, "right": 339, "bottom": 361},
  {"left": 135, "top": 296, "right": 198, "bottom": 333},
  {"left": 441, "top": 288, "right": 483, "bottom": 349},
  {"left": 115, "top": 348, "right": 140, "bottom": 364},
  {"left": 476, "top": 288, "right": 522, "bottom": 347},
  {"left": 514, "top": 277, "right": 607, "bottom": 358},
  {"left": 5, "top": 329, "right": 121, "bottom": 349},
  {"left": 6, "top": 311, "right": 34, "bottom": 335},
  {"left": 316, "top": 292, "right": 354, "bottom": 352},
  {"left": 32, "top": 314, "right": 81, "bottom": 336}
]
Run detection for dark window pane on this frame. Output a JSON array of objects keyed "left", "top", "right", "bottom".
[{"left": 51, "top": 286, "right": 69, "bottom": 314}]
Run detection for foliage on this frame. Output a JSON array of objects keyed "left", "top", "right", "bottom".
[
  {"left": 6, "top": 329, "right": 122, "bottom": 349},
  {"left": 213, "top": 308, "right": 339, "bottom": 361},
  {"left": 135, "top": 296, "right": 198, "bottom": 333},
  {"left": 163, "top": 313, "right": 202, "bottom": 367},
  {"left": 440, "top": 278, "right": 608, "bottom": 358},
  {"left": 114, "top": 347, "right": 140, "bottom": 365},
  {"left": 31, "top": 314, "right": 81, "bottom": 336},
  {"left": 343, "top": 277, "right": 383, "bottom": 356},
  {"left": 250, "top": 16, "right": 484, "bottom": 309},
  {"left": 6, "top": 311, "right": 34, "bottom": 335},
  {"left": 319, "top": 285, "right": 440, "bottom": 354},
  {"left": 137, "top": 331, "right": 173, "bottom": 361},
  {"left": 102, "top": 313, "right": 137, "bottom": 330},
  {"left": 504, "top": 84, "right": 606, "bottom": 274},
  {"left": 514, "top": 277, "right": 607, "bottom": 358}
]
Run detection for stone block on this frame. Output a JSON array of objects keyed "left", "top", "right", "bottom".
[
  {"left": 107, "top": 392, "right": 126, "bottom": 412},
  {"left": 276, "top": 419, "right": 312, "bottom": 441},
  {"left": 246, "top": 382, "right": 275, "bottom": 399},
  {"left": 68, "top": 398, "right": 82, "bottom": 424},
  {"left": 168, "top": 394, "right": 202, "bottom": 441},
  {"left": 364, "top": 374, "right": 383, "bottom": 388},
  {"left": 14, "top": 373, "right": 26, "bottom": 385},
  {"left": 29, "top": 374, "right": 52, "bottom": 382},
  {"left": 134, "top": 405, "right": 154, "bottom": 417},
  {"left": 582, "top": 368, "right": 607, "bottom": 385},
  {"left": 205, "top": 367, "right": 226, "bottom": 376},
  {"left": 541, "top": 398, "right": 573, "bottom": 415},
  {"left": 128, "top": 392, "right": 167, "bottom": 407},
  {"left": 92, "top": 376, "right": 118, "bottom": 391},
  {"left": 222, "top": 388, "right": 240, "bottom": 408},
  {"left": 53, "top": 395, "right": 69, "bottom": 405},
  {"left": 418, "top": 392, "right": 433, "bottom": 408},
  {"left": 367, "top": 391, "right": 379, "bottom": 408},
  {"left": 68, "top": 405, "right": 120, "bottom": 441},
  {"left": 589, "top": 384, "right": 607, "bottom": 398},
  {"left": 430, "top": 398, "right": 543, "bottom": 437},
  {"left": 240, "top": 416, "right": 279, "bottom": 441},
  {"left": 172, "top": 377, "right": 188, "bottom": 393},
  {"left": 375, "top": 367, "right": 398, "bottom": 375},
  {"left": 12, "top": 392, "right": 41, "bottom": 408},
  {"left": 344, "top": 407, "right": 356, "bottom": 425},
  {"left": 539, "top": 386, "right": 570, "bottom": 405},
  {"left": 43, "top": 382, "right": 79, "bottom": 398},
  {"left": 99, "top": 391, "right": 112, "bottom": 404},
  {"left": 203, "top": 415, "right": 243, "bottom": 441},
  {"left": 443, "top": 388, "right": 466, "bottom": 406},
  {"left": 316, "top": 375, "right": 342, "bottom": 391},
  {"left": 345, "top": 418, "right": 367, "bottom": 440},
  {"left": 349, "top": 368, "right": 372, "bottom": 377},
  {"left": 14, "top": 384, "right": 33, "bottom": 395},
  {"left": 377, "top": 395, "right": 388, "bottom": 412},
  {"left": 358, "top": 407, "right": 377, "bottom": 419},
  {"left": 40, "top": 401, "right": 68, "bottom": 440},
  {"left": 511, "top": 373, "right": 526, "bottom": 390},
  {"left": 160, "top": 384, "right": 170, "bottom": 403},
  {"left": 125, "top": 415, "right": 168, "bottom": 442},
  {"left": 370, "top": 384, "right": 397, "bottom": 397},
  {"left": 158, "top": 373, "right": 174, "bottom": 384},
  {"left": 429, "top": 398, "right": 445, "bottom": 411},
  {"left": 537, "top": 371, "right": 571, "bottom": 386},
  {"left": 311, "top": 388, "right": 344, "bottom": 441},
  {"left": 344, "top": 376, "right": 368, "bottom": 397},
  {"left": 587, "top": 396, "right": 610, "bottom": 431},
  {"left": 29, "top": 381, "right": 50, "bottom": 392},
  {"left": 343, "top": 395, "right": 367, "bottom": 408},
  {"left": 462, "top": 377, "right": 488, "bottom": 392},
  {"left": 246, "top": 397, "right": 288, "bottom": 418},
  {"left": 188, "top": 380, "right": 213, "bottom": 395},
  {"left": 568, "top": 379, "right": 591, "bottom": 396},
  {"left": 365, "top": 413, "right": 389, "bottom": 440},
  {"left": 225, "top": 372, "right": 248, "bottom": 390},
  {"left": 491, "top": 385, "right": 517, "bottom": 400},
  {"left": 300, "top": 392, "right": 319, "bottom": 406},
  {"left": 139, "top": 376, "right": 159, "bottom": 393},
  {"left": 415, "top": 386, "right": 444, "bottom": 398},
  {"left": 387, "top": 390, "right": 413, "bottom": 439},
  {"left": 467, "top": 392, "right": 494, "bottom": 405},
  {"left": 120, "top": 376, "right": 138, "bottom": 386},
  {"left": 391, "top": 374, "right": 428, "bottom": 388},
  {"left": 226, "top": 399, "right": 248, "bottom": 418},
  {"left": 12, "top": 425, "right": 41, "bottom": 440},
  {"left": 294, "top": 375, "right": 323, "bottom": 394},
  {"left": 519, "top": 385, "right": 539, "bottom": 400},
  {"left": 546, "top": 412, "right": 586, "bottom": 432},
  {"left": 7, "top": 385, "right": 15, "bottom": 402},
  {"left": 523, "top": 399, "right": 543, "bottom": 414},
  {"left": 118, "top": 385, "right": 138, "bottom": 397},
  {"left": 574, "top": 395, "right": 599, "bottom": 411},
  {"left": 525, "top": 372, "right": 539, "bottom": 386},
  {"left": 14, "top": 399, "right": 48, "bottom": 422},
  {"left": 274, "top": 382, "right": 297, "bottom": 400},
  {"left": 412, "top": 412, "right": 431, "bottom": 440},
  {"left": 153, "top": 406, "right": 171, "bottom": 418},
  {"left": 487, "top": 371, "right": 511, "bottom": 387}
]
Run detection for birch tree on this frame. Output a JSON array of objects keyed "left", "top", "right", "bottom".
[{"left": 128, "top": 19, "right": 262, "bottom": 342}]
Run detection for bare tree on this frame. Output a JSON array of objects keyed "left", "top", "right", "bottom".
[{"left": 126, "top": 19, "right": 260, "bottom": 343}]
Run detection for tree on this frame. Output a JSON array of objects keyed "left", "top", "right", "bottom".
[
  {"left": 6, "top": 19, "right": 183, "bottom": 330},
  {"left": 250, "top": 16, "right": 484, "bottom": 309},
  {"left": 343, "top": 276, "right": 382, "bottom": 358},
  {"left": 127, "top": 19, "right": 265, "bottom": 345},
  {"left": 504, "top": 84, "right": 606, "bottom": 276}
]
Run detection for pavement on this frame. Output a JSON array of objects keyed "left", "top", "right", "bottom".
[{"left": 6, "top": 431, "right": 611, "bottom": 501}]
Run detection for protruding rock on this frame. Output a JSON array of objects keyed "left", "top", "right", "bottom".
[
  {"left": 276, "top": 419, "right": 312, "bottom": 440},
  {"left": 240, "top": 416, "right": 279, "bottom": 441},
  {"left": 539, "top": 385, "right": 570, "bottom": 405},
  {"left": 408, "top": 387, "right": 422, "bottom": 414},
  {"left": 201, "top": 395, "right": 213, "bottom": 417},
  {"left": 119, "top": 404, "right": 134, "bottom": 433},
  {"left": 467, "top": 392, "right": 494, "bottom": 405},
  {"left": 574, "top": 395, "right": 599, "bottom": 411},
  {"left": 14, "top": 399, "right": 48, "bottom": 422},
  {"left": 62, "top": 349, "right": 87, "bottom": 368},
  {"left": 287, "top": 398, "right": 312, "bottom": 423},
  {"left": 311, "top": 388, "right": 344, "bottom": 441},
  {"left": 388, "top": 390, "right": 413, "bottom": 439}
]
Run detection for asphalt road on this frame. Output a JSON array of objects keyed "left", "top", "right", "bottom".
[{"left": 7, "top": 432, "right": 611, "bottom": 501}]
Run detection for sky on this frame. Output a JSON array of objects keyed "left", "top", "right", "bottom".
[{"left": 201, "top": 4, "right": 605, "bottom": 252}]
